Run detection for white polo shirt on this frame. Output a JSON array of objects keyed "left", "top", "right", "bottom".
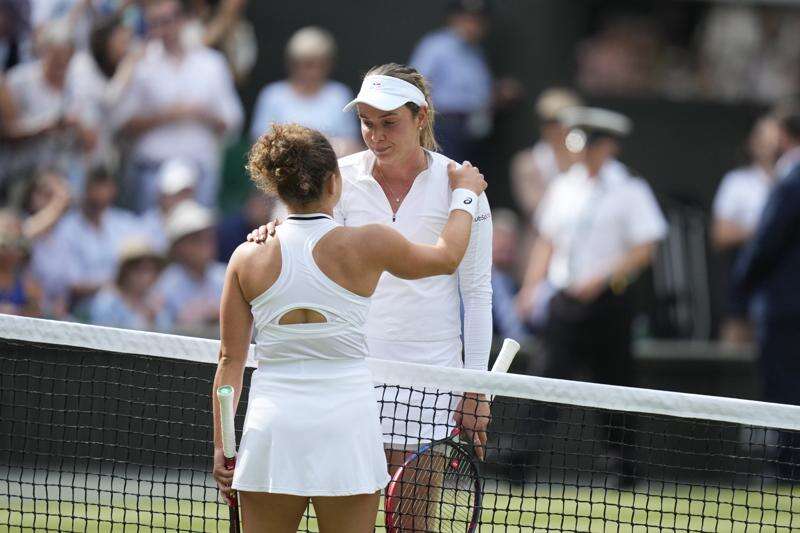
[
  {"left": 335, "top": 150, "right": 493, "bottom": 371},
  {"left": 712, "top": 165, "right": 773, "bottom": 233},
  {"left": 537, "top": 160, "right": 667, "bottom": 289}
]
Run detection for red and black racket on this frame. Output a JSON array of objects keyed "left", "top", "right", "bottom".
[
  {"left": 217, "top": 385, "right": 241, "bottom": 533},
  {"left": 385, "top": 339, "right": 520, "bottom": 532},
  {"left": 385, "top": 427, "right": 482, "bottom": 532}
]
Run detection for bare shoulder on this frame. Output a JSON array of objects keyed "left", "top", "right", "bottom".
[{"left": 229, "top": 239, "right": 281, "bottom": 274}]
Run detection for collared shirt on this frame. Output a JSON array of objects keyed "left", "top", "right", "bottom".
[
  {"left": 537, "top": 160, "right": 668, "bottom": 289},
  {"left": 712, "top": 165, "right": 773, "bottom": 233},
  {"left": 409, "top": 28, "right": 492, "bottom": 114},
  {"left": 250, "top": 80, "right": 358, "bottom": 141},
  {"left": 114, "top": 42, "right": 243, "bottom": 173},
  {"left": 54, "top": 207, "right": 142, "bottom": 287},
  {"left": 335, "top": 149, "right": 493, "bottom": 370},
  {"left": 152, "top": 262, "right": 226, "bottom": 330}
]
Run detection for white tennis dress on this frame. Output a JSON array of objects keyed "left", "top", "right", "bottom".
[{"left": 231, "top": 214, "right": 390, "bottom": 496}]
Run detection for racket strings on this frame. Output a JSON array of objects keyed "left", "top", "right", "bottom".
[{"left": 389, "top": 443, "right": 479, "bottom": 532}]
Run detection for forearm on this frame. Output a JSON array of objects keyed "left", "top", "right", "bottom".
[
  {"left": 459, "top": 193, "right": 493, "bottom": 371},
  {"left": 23, "top": 198, "right": 71, "bottom": 241},
  {"left": 204, "top": 2, "right": 242, "bottom": 47},
  {"left": 212, "top": 353, "right": 246, "bottom": 449},
  {"left": 606, "top": 243, "right": 656, "bottom": 287},
  {"left": 520, "top": 238, "right": 552, "bottom": 292},
  {"left": 712, "top": 219, "right": 751, "bottom": 251},
  {"left": 462, "top": 290, "right": 492, "bottom": 371}
]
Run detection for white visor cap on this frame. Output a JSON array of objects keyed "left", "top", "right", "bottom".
[{"left": 343, "top": 75, "right": 428, "bottom": 112}]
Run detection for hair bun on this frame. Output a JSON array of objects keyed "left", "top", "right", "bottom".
[{"left": 246, "top": 123, "right": 337, "bottom": 205}]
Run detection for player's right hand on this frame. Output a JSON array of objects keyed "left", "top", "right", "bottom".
[
  {"left": 212, "top": 447, "right": 236, "bottom": 505},
  {"left": 246, "top": 219, "right": 282, "bottom": 243},
  {"left": 448, "top": 161, "right": 487, "bottom": 196}
]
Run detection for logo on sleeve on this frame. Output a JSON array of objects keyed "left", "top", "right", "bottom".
[{"left": 464, "top": 198, "right": 473, "bottom": 204}]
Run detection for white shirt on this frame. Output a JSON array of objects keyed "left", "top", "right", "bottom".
[
  {"left": 54, "top": 207, "right": 143, "bottom": 287},
  {"left": 537, "top": 160, "right": 668, "bottom": 289},
  {"left": 531, "top": 141, "right": 562, "bottom": 185},
  {"left": 152, "top": 262, "right": 226, "bottom": 330},
  {"left": 249, "top": 80, "right": 358, "bottom": 141},
  {"left": 139, "top": 208, "right": 169, "bottom": 254},
  {"left": 1, "top": 59, "right": 84, "bottom": 184},
  {"left": 712, "top": 165, "right": 773, "bottom": 233},
  {"left": 335, "top": 150, "right": 493, "bottom": 371},
  {"left": 115, "top": 42, "right": 243, "bottom": 173}
]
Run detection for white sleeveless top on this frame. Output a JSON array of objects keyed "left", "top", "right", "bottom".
[{"left": 250, "top": 214, "right": 371, "bottom": 363}]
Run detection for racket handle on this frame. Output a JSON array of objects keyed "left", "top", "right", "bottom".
[{"left": 492, "top": 338, "right": 520, "bottom": 374}]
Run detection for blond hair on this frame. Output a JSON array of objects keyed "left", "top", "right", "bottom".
[{"left": 365, "top": 63, "right": 440, "bottom": 152}]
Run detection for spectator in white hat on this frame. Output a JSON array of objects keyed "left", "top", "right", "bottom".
[
  {"left": 517, "top": 107, "right": 666, "bottom": 358},
  {"left": 88, "top": 238, "right": 169, "bottom": 331},
  {"left": 511, "top": 88, "right": 583, "bottom": 222},
  {"left": 152, "top": 199, "right": 225, "bottom": 334},
  {"left": 140, "top": 158, "right": 198, "bottom": 252},
  {"left": 510, "top": 88, "right": 583, "bottom": 280},
  {"left": 516, "top": 106, "right": 667, "bottom": 486},
  {"left": 249, "top": 26, "right": 360, "bottom": 156}
]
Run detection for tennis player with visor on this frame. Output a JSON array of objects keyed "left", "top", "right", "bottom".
[
  {"left": 213, "top": 121, "right": 487, "bottom": 531},
  {"left": 250, "top": 64, "right": 494, "bottom": 467}
]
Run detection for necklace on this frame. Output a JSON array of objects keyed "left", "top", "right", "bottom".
[
  {"left": 375, "top": 164, "right": 406, "bottom": 204},
  {"left": 374, "top": 151, "right": 426, "bottom": 206}
]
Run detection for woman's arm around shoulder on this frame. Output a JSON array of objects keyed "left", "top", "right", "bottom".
[{"left": 354, "top": 161, "right": 487, "bottom": 280}]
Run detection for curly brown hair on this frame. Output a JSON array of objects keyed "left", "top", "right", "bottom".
[{"left": 246, "top": 124, "right": 338, "bottom": 206}]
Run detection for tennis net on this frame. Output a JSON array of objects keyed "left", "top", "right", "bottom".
[{"left": 1, "top": 315, "right": 799, "bottom": 532}]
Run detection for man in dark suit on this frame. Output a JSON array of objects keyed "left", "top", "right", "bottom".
[{"left": 735, "top": 112, "right": 800, "bottom": 480}]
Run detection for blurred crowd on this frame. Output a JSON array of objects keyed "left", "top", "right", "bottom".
[
  {"left": 1, "top": 0, "right": 799, "bottom": 409},
  {"left": 577, "top": 2, "right": 800, "bottom": 103}
]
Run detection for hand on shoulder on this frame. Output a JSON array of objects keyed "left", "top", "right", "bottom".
[{"left": 447, "top": 161, "right": 487, "bottom": 196}]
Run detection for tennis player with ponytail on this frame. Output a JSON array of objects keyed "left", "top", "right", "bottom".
[
  {"left": 212, "top": 123, "right": 486, "bottom": 531},
  {"left": 251, "top": 63, "right": 494, "bottom": 464}
]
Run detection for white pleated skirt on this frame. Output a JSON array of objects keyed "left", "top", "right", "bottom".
[{"left": 232, "top": 357, "right": 390, "bottom": 496}]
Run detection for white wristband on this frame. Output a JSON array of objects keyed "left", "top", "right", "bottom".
[{"left": 450, "top": 188, "right": 479, "bottom": 218}]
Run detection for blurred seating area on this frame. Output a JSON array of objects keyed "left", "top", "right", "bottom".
[{"left": 0, "top": 0, "right": 798, "bottom": 404}]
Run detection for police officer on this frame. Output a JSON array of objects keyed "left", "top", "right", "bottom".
[{"left": 516, "top": 107, "right": 668, "bottom": 484}]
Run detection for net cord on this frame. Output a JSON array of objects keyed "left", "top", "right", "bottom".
[{"left": 2, "top": 314, "right": 799, "bottom": 431}]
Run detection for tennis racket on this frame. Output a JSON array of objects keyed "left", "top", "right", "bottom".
[
  {"left": 385, "top": 338, "right": 521, "bottom": 532},
  {"left": 216, "top": 385, "right": 241, "bottom": 533}
]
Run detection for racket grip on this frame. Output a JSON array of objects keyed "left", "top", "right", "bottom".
[{"left": 223, "top": 456, "right": 237, "bottom": 507}]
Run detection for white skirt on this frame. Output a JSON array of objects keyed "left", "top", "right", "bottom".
[
  {"left": 232, "top": 358, "right": 390, "bottom": 496},
  {"left": 367, "top": 337, "right": 462, "bottom": 449}
]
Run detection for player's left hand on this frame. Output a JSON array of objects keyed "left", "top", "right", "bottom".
[
  {"left": 212, "top": 447, "right": 236, "bottom": 506},
  {"left": 454, "top": 392, "right": 491, "bottom": 461}
]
